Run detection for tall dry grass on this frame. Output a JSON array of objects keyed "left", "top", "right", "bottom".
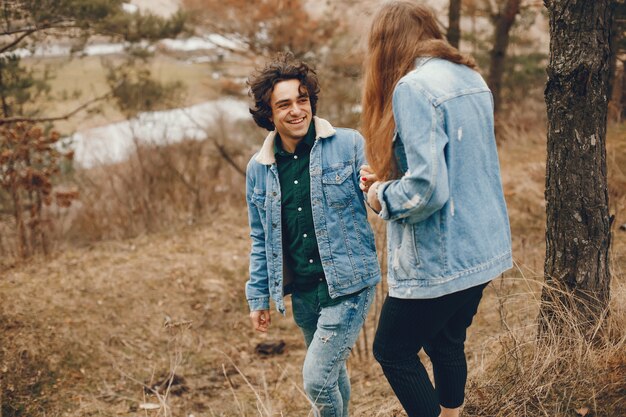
[
  {"left": 457, "top": 104, "right": 626, "bottom": 417},
  {"left": 463, "top": 277, "right": 626, "bottom": 417},
  {"left": 58, "top": 118, "right": 258, "bottom": 244},
  {"left": 1, "top": 91, "right": 624, "bottom": 416}
]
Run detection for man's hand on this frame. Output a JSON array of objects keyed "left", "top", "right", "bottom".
[
  {"left": 250, "top": 309, "right": 271, "bottom": 332},
  {"left": 359, "top": 164, "right": 378, "bottom": 193},
  {"left": 367, "top": 181, "right": 383, "bottom": 213}
]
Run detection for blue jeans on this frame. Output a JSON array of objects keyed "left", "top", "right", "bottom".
[{"left": 292, "top": 284, "right": 374, "bottom": 417}]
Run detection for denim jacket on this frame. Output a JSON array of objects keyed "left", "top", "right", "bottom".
[
  {"left": 376, "top": 57, "right": 512, "bottom": 299},
  {"left": 246, "top": 117, "right": 381, "bottom": 313}
]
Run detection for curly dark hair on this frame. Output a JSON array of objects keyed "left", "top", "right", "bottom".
[{"left": 248, "top": 53, "right": 320, "bottom": 131}]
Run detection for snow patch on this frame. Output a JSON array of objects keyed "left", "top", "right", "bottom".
[{"left": 65, "top": 98, "right": 250, "bottom": 168}]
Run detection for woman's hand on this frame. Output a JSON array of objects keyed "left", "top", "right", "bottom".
[
  {"left": 359, "top": 165, "right": 378, "bottom": 193},
  {"left": 367, "top": 181, "right": 382, "bottom": 213}
]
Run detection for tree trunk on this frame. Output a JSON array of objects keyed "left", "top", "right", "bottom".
[
  {"left": 448, "top": 0, "right": 461, "bottom": 49},
  {"left": 539, "top": 0, "right": 613, "bottom": 339},
  {"left": 487, "top": 0, "right": 521, "bottom": 113},
  {"left": 622, "top": 59, "right": 626, "bottom": 120},
  {"left": 608, "top": 1, "right": 625, "bottom": 120},
  {"left": 10, "top": 181, "right": 27, "bottom": 258}
]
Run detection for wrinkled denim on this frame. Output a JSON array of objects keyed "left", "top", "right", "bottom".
[
  {"left": 246, "top": 117, "right": 381, "bottom": 313},
  {"left": 376, "top": 58, "right": 512, "bottom": 298},
  {"left": 292, "top": 285, "right": 375, "bottom": 417}
]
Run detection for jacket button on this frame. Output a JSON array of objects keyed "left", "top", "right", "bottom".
[
  {"left": 272, "top": 223, "right": 277, "bottom": 228},
  {"left": 272, "top": 192, "right": 277, "bottom": 196},
  {"left": 273, "top": 253, "right": 278, "bottom": 258}
]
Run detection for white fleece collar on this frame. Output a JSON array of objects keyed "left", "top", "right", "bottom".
[{"left": 254, "top": 116, "right": 336, "bottom": 165}]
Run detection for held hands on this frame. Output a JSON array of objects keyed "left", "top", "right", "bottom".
[
  {"left": 250, "top": 309, "right": 271, "bottom": 332},
  {"left": 359, "top": 165, "right": 377, "bottom": 193},
  {"left": 360, "top": 165, "right": 382, "bottom": 213}
]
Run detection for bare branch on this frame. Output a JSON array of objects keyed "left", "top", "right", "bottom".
[
  {"left": 186, "top": 22, "right": 257, "bottom": 59},
  {"left": 211, "top": 136, "right": 245, "bottom": 177},
  {"left": 0, "top": 20, "right": 79, "bottom": 36},
  {"left": 181, "top": 108, "right": 246, "bottom": 177},
  {"left": 0, "top": 21, "right": 83, "bottom": 53},
  {"left": 0, "top": 91, "right": 110, "bottom": 125},
  {"left": 0, "top": 28, "right": 36, "bottom": 53}
]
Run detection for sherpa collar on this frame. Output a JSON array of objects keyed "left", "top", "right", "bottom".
[{"left": 254, "top": 116, "right": 336, "bottom": 165}]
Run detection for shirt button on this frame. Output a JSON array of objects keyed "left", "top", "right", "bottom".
[
  {"left": 309, "top": 259, "right": 314, "bottom": 264},
  {"left": 294, "top": 155, "right": 298, "bottom": 159},
  {"left": 294, "top": 180, "right": 298, "bottom": 184},
  {"left": 298, "top": 207, "right": 302, "bottom": 211},
  {"left": 303, "top": 233, "right": 308, "bottom": 238}
]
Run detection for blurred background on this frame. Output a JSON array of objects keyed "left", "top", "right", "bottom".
[{"left": 0, "top": 1, "right": 624, "bottom": 416}]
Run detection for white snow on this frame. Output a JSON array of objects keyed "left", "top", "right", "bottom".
[
  {"left": 122, "top": 3, "right": 139, "bottom": 13},
  {"left": 65, "top": 98, "right": 251, "bottom": 168},
  {"left": 159, "top": 34, "right": 245, "bottom": 52},
  {"left": 5, "top": 33, "right": 242, "bottom": 59}
]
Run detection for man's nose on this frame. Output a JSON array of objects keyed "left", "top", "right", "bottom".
[{"left": 289, "top": 103, "right": 302, "bottom": 114}]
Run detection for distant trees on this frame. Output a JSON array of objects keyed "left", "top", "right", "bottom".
[
  {"left": 0, "top": 0, "right": 187, "bottom": 258},
  {"left": 540, "top": 0, "right": 613, "bottom": 337},
  {"left": 0, "top": 0, "right": 186, "bottom": 123},
  {"left": 182, "top": 0, "right": 339, "bottom": 60},
  {"left": 486, "top": 0, "right": 522, "bottom": 113},
  {"left": 182, "top": 0, "right": 364, "bottom": 128},
  {"left": 448, "top": 0, "right": 462, "bottom": 48},
  {"left": 447, "top": 0, "right": 545, "bottom": 114}
]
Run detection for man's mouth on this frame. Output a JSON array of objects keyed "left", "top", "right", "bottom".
[{"left": 288, "top": 117, "right": 305, "bottom": 125}]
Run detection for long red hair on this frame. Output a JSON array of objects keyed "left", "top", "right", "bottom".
[{"left": 361, "top": 1, "right": 477, "bottom": 180}]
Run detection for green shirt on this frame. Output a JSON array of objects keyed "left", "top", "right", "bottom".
[{"left": 274, "top": 123, "right": 324, "bottom": 291}]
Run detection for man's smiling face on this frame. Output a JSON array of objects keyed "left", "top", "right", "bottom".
[{"left": 270, "top": 79, "right": 312, "bottom": 144}]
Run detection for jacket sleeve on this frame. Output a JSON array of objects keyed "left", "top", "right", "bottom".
[
  {"left": 353, "top": 131, "right": 370, "bottom": 208},
  {"left": 377, "top": 80, "right": 450, "bottom": 223},
  {"left": 245, "top": 160, "right": 270, "bottom": 311}
]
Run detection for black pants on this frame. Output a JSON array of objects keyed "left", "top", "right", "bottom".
[{"left": 373, "top": 283, "right": 488, "bottom": 417}]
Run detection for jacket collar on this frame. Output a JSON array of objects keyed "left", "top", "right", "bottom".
[{"left": 254, "top": 116, "right": 336, "bottom": 165}]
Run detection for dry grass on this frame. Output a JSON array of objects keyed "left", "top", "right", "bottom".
[{"left": 1, "top": 97, "right": 625, "bottom": 416}]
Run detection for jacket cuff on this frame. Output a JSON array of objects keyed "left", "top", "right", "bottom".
[
  {"left": 248, "top": 296, "right": 270, "bottom": 312},
  {"left": 377, "top": 181, "right": 392, "bottom": 220}
]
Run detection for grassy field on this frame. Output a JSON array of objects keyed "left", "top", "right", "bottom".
[
  {"left": 1, "top": 54, "right": 625, "bottom": 415},
  {"left": 22, "top": 53, "right": 248, "bottom": 134}
]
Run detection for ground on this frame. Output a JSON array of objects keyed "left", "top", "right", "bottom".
[{"left": 1, "top": 122, "right": 625, "bottom": 416}]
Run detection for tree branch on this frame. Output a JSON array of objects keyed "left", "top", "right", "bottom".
[
  {"left": 0, "top": 21, "right": 82, "bottom": 54},
  {"left": 0, "top": 28, "right": 36, "bottom": 53},
  {"left": 181, "top": 108, "right": 246, "bottom": 177},
  {"left": 0, "top": 91, "right": 111, "bottom": 125},
  {"left": 0, "top": 20, "right": 79, "bottom": 36},
  {"left": 211, "top": 136, "right": 246, "bottom": 177}
]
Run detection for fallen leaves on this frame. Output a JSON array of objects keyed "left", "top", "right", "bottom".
[{"left": 575, "top": 407, "right": 590, "bottom": 416}]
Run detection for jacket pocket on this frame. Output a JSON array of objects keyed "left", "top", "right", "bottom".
[
  {"left": 321, "top": 164, "right": 355, "bottom": 209},
  {"left": 389, "top": 222, "right": 420, "bottom": 280}
]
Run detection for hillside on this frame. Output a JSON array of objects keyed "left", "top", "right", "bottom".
[{"left": 1, "top": 122, "right": 625, "bottom": 416}]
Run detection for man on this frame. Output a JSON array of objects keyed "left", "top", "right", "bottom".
[{"left": 245, "top": 53, "right": 380, "bottom": 417}]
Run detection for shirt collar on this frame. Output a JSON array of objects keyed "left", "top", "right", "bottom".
[
  {"left": 274, "top": 122, "right": 316, "bottom": 156},
  {"left": 255, "top": 116, "right": 336, "bottom": 166}
]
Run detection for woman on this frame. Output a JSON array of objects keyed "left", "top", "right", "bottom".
[{"left": 359, "top": 2, "right": 513, "bottom": 417}]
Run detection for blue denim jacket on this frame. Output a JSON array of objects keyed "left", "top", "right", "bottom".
[
  {"left": 246, "top": 117, "right": 381, "bottom": 313},
  {"left": 376, "top": 57, "right": 512, "bottom": 299}
]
